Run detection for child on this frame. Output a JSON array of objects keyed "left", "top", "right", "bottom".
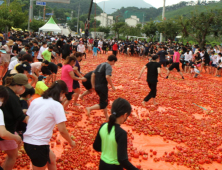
[
  {"left": 93, "top": 46, "right": 100, "bottom": 58},
  {"left": 16, "top": 87, "right": 35, "bottom": 139},
  {"left": 210, "top": 51, "right": 218, "bottom": 75},
  {"left": 193, "top": 66, "right": 201, "bottom": 78},
  {"left": 93, "top": 98, "right": 138, "bottom": 170},
  {"left": 215, "top": 53, "right": 222, "bottom": 77}
]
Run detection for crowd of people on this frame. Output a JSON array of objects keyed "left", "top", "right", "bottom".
[{"left": 0, "top": 30, "right": 221, "bottom": 170}]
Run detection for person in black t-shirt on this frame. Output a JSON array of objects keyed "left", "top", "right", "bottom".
[
  {"left": 138, "top": 55, "right": 162, "bottom": 106},
  {"left": 157, "top": 47, "right": 168, "bottom": 71},
  {"left": 79, "top": 71, "right": 93, "bottom": 100},
  {"left": 86, "top": 55, "right": 117, "bottom": 121}
]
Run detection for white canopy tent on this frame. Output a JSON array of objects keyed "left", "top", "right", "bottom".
[{"left": 39, "top": 17, "right": 62, "bottom": 33}]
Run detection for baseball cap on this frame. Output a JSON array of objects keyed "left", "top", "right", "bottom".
[
  {"left": 38, "top": 75, "right": 46, "bottom": 81},
  {"left": 13, "top": 74, "right": 32, "bottom": 89},
  {"left": 21, "top": 62, "right": 32, "bottom": 74}
]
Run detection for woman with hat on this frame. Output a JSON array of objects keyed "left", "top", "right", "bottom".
[
  {"left": 0, "top": 74, "right": 30, "bottom": 170},
  {"left": 1, "top": 40, "right": 14, "bottom": 80}
]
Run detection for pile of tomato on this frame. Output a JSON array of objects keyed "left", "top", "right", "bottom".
[{"left": 1, "top": 54, "right": 222, "bottom": 170}]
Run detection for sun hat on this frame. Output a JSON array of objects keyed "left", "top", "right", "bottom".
[{"left": 7, "top": 40, "right": 14, "bottom": 46}]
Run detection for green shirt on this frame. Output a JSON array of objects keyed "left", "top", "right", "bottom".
[{"left": 42, "top": 49, "right": 51, "bottom": 62}]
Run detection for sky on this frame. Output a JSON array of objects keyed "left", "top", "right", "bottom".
[{"left": 95, "top": 0, "right": 220, "bottom": 8}]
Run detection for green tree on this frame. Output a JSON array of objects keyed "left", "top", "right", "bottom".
[
  {"left": 97, "top": 26, "right": 110, "bottom": 35},
  {"left": 30, "top": 20, "right": 45, "bottom": 32},
  {"left": 156, "top": 19, "right": 181, "bottom": 41},
  {"left": 112, "top": 22, "right": 126, "bottom": 39},
  {"left": 179, "top": 10, "right": 222, "bottom": 48},
  {"left": 142, "top": 20, "right": 157, "bottom": 41},
  {"left": 0, "top": 0, "right": 28, "bottom": 31}
]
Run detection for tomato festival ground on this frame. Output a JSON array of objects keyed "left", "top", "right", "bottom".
[{"left": 1, "top": 52, "right": 222, "bottom": 170}]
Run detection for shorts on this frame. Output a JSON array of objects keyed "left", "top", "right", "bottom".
[
  {"left": 24, "top": 143, "right": 50, "bottom": 167},
  {"left": 159, "top": 61, "right": 167, "bottom": 67},
  {"left": 93, "top": 52, "right": 97, "bottom": 56},
  {"left": 41, "top": 66, "right": 52, "bottom": 75},
  {"left": 0, "top": 139, "right": 18, "bottom": 151},
  {"left": 82, "top": 81, "right": 92, "bottom": 90},
  {"left": 169, "top": 63, "right": 180, "bottom": 72},
  {"left": 95, "top": 86, "right": 108, "bottom": 109},
  {"left": 65, "top": 91, "right": 74, "bottom": 101},
  {"left": 38, "top": 59, "right": 43, "bottom": 62},
  {"left": 218, "top": 67, "right": 222, "bottom": 70},
  {"left": 49, "top": 66, "right": 58, "bottom": 74},
  {"left": 212, "top": 64, "right": 217, "bottom": 67},
  {"left": 73, "top": 80, "right": 80, "bottom": 89},
  {"left": 204, "top": 61, "right": 209, "bottom": 66}
]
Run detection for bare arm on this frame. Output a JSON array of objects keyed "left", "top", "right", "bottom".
[
  {"left": 0, "top": 126, "right": 22, "bottom": 144},
  {"left": 157, "top": 67, "right": 163, "bottom": 77},
  {"left": 73, "top": 67, "right": 83, "bottom": 78},
  {"left": 57, "top": 122, "right": 75, "bottom": 147},
  {"left": 69, "top": 71, "right": 86, "bottom": 81},
  {"left": 106, "top": 75, "right": 115, "bottom": 91},
  {"left": 138, "top": 66, "right": 146, "bottom": 79},
  {"left": 22, "top": 116, "right": 29, "bottom": 124},
  {"left": 91, "top": 73, "right": 95, "bottom": 89}
]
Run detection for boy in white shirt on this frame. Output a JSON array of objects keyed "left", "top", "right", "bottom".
[
  {"left": 215, "top": 53, "right": 222, "bottom": 77},
  {"left": 210, "top": 51, "right": 218, "bottom": 75}
]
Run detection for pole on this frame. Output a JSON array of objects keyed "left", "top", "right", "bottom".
[
  {"left": 28, "top": 0, "right": 32, "bottom": 31},
  {"left": 39, "top": 10, "right": 40, "bottom": 20},
  {"left": 94, "top": 0, "right": 96, "bottom": 32},
  {"left": 77, "top": 3, "right": 80, "bottom": 34},
  {"left": 43, "top": 6, "right": 46, "bottom": 21},
  {"left": 6, "top": 0, "right": 10, "bottom": 39},
  {"left": 160, "top": 0, "right": 166, "bottom": 42}
]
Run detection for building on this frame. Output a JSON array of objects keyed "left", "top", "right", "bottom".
[
  {"left": 125, "top": 15, "right": 140, "bottom": 27},
  {"left": 94, "top": 13, "right": 115, "bottom": 27}
]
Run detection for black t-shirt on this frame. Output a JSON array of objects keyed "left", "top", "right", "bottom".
[
  {"left": 12, "top": 43, "right": 20, "bottom": 54},
  {"left": 195, "top": 56, "right": 202, "bottom": 64},
  {"left": 146, "top": 62, "right": 161, "bottom": 83},
  {"left": 157, "top": 50, "right": 168, "bottom": 62},
  {"left": 94, "top": 62, "right": 112, "bottom": 87},
  {"left": 48, "top": 62, "right": 58, "bottom": 74},
  {"left": 0, "top": 87, "right": 26, "bottom": 140}
]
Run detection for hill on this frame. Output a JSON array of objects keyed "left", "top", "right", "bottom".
[
  {"left": 155, "top": 1, "right": 222, "bottom": 20},
  {"left": 97, "top": 0, "right": 153, "bottom": 14},
  {"left": 46, "top": 0, "right": 103, "bottom": 16}
]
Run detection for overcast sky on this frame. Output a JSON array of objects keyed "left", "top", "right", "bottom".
[{"left": 95, "top": 0, "right": 220, "bottom": 8}]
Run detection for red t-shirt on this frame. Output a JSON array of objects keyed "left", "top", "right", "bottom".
[{"left": 113, "top": 44, "right": 118, "bottom": 51}]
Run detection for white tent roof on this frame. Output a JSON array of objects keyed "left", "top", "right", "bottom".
[{"left": 39, "top": 17, "right": 62, "bottom": 33}]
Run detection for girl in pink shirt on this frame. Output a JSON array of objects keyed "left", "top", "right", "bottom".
[
  {"left": 166, "top": 49, "right": 184, "bottom": 79},
  {"left": 61, "top": 56, "right": 86, "bottom": 111}
]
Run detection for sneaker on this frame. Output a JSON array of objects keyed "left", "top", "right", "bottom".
[
  {"left": 165, "top": 76, "right": 168, "bottom": 79},
  {"left": 182, "top": 76, "right": 185, "bottom": 79}
]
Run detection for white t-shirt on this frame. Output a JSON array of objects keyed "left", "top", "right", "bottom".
[
  {"left": 8, "top": 59, "right": 19, "bottom": 70},
  {"left": 77, "top": 44, "right": 85, "bottom": 53},
  {"left": 211, "top": 55, "right": 218, "bottom": 64},
  {"left": 37, "top": 46, "right": 48, "bottom": 59},
  {"left": 217, "top": 56, "right": 222, "bottom": 67},
  {"left": 0, "top": 109, "right": 5, "bottom": 126},
  {"left": 23, "top": 97, "right": 67, "bottom": 145},
  {"left": 31, "top": 62, "right": 42, "bottom": 73}
]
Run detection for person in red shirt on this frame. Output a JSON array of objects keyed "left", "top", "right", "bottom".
[
  {"left": 112, "top": 42, "right": 118, "bottom": 56},
  {"left": 166, "top": 48, "right": 184, "bottom": 79}
]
